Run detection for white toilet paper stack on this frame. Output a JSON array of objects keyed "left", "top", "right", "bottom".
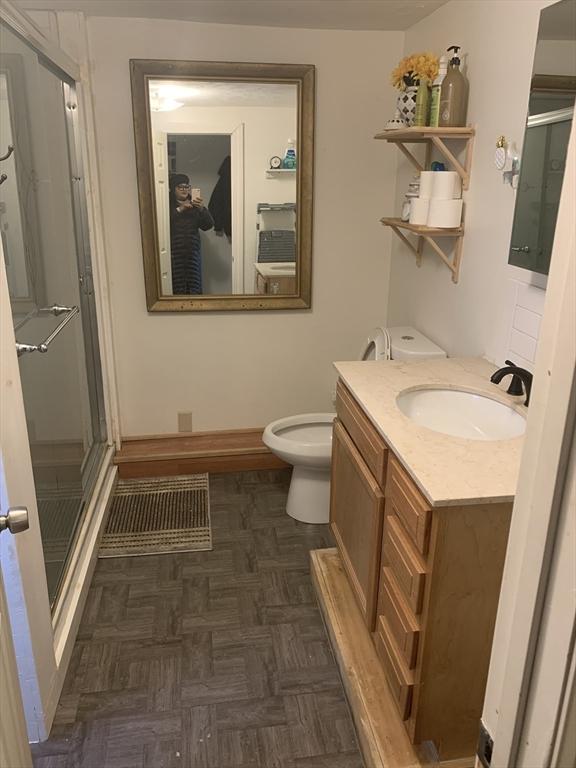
[{"left": 409, "top": 170, "right": 463, "bottom": 228}]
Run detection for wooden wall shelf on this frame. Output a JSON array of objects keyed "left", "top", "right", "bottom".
[
  {"left": 376, "top": 126, "right": 474, "bottom": 283},
  {"left": 265, "top": 168, "right": 296, "bottom": 177},
  {"left": 380, "top": 217, "right": 464, "bottom": 283}
]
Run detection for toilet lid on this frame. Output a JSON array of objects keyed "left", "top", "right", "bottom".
[{"left": 360, "top": 327, "right": 390, "bottom": 361}]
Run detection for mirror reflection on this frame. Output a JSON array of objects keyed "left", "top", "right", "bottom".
[
  {"left": 148, "top": 79, "right": 298, "bottom": 297},
  {"left": 508, "top": 0, "right": 575, "bottom": 276}
]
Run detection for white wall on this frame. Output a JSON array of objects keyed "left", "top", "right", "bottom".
[
  {"left": 386, "top": 0, "right": 555, "bottom": 369},
  {"left": 86, "top": 17, "right": 403, "bottom": 436}
]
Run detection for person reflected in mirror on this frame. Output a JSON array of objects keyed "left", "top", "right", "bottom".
[{"left": 169, "top": 173, "right": 214, "bottom": 294}]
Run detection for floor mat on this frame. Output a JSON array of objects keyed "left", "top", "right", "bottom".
[{"left": 99, "top": 474, "right": 212, "bottom": 558}]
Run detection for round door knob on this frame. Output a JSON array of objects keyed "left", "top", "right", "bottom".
[{"left": 0, "top": 506, "right": 29, "bottom": 534}]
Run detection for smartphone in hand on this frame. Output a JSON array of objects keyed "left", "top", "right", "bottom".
[{"left": 192, "top": 187, "right": 201, "bottom": 200}]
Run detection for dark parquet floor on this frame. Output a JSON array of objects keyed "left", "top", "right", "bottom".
[{"left": 32, "top": 470, "right": 364, "bottom": 768}]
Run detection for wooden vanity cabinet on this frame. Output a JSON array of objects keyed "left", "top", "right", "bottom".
[
  {"left": 255, "top": 272, "right": 296, "bottom": 295},
  {"left": 330, "top": 380, "right": 513, "bottom": 761}
]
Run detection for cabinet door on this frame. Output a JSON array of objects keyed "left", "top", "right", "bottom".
[{"left": 330, "top": 419, "right": 385, "bottom": 629}]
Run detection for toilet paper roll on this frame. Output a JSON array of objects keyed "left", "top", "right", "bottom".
[
  {"left": 418, "top": 171, "right": 436, "bottom": 199},
  {"left": 409, "top": 197, "right": 430, "bottom": 226},
  {"left": 432, "top": 171, "right": 462, "bottom": 200},
  {"left": 427, "top": 198, "right": 463, "bottom": 228}
]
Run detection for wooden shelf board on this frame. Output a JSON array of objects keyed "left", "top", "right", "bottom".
[
  {"left": 374, "top": 127, "right": 475, "bottom": 142},
  {"left": 311, "top": 548, "right": 475, "bottom": 768},
  {"left": 380, "top": 217, "right": 463, "bottom": 237}
]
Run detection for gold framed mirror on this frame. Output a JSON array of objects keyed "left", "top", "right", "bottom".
[{"left": 130, "top": 59, "right": 315, "bottom": 311}]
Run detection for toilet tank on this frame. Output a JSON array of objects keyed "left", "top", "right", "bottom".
[{"left": 389, "top": 326, "right": 447, "bottom": 361}]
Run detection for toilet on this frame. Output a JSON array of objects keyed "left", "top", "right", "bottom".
[{"left": 263, "top": 326, "right": 446, "bottom": 524}]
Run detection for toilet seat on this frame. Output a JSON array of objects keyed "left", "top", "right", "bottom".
[
  {"left": 360, "top": 327, "right": 391, "bottom": 361},
  {"left": 263, "top": 413, "right": 335, "bottom": 468}
]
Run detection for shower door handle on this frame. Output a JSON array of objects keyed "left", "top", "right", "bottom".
[
  {"left": 0, "top": 506, "right": 29, "bottom": 535},
  {"left": 15, "top": 305, "right": 79, "bottom": 357}
]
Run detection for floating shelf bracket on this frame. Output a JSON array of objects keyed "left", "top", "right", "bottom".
[
  {"left": 374, "top": 127, "right": 475, "bottom": 190},
  {"left": 381, "top": 217, "right": 463, "bottom": 283},
  {"left": 430, "top": 135, "right": 473, "bottom": 190}
]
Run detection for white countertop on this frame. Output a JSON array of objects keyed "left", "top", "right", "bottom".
[
  {"left": 254, "top": 262, "right": 296, "bottom": 278},
  {"left": 334, "top": 357, "right": 526, "bottom": 507}
]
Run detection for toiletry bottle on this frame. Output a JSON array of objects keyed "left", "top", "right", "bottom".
[
  {"left": 439, "top": 46, "right": 469, "bottom": 127},
  {"left": 429, "top": 54, "right": 448, "bottom": 127},
  {"left": 414, "top": 78, "right": 430, "bottom": 127},
  {"left": 283, "top": 138, "right": 297, "bottom": 169}
]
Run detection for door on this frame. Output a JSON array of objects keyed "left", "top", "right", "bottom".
[
  {"left": 152, "top": 131, "right": 172, "bottom": 294},
  {"left": 329, "top": 419, "right": 385, "bottom": 629},
  {"left": 1, "top": 237, "right": 56, "bottom": 742},
  {"left": 0, "top": 19, "right": 107, "bottom": 610},
  {"left": 0, "top": 558, "right": 33, "bottom": 768}
]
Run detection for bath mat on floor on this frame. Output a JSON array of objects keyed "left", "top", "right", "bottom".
[{"left": 99, "top": 474, "right": 212, "bottom": 558}]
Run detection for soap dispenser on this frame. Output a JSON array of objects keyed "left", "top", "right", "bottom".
[{"left": 439, "top": 45, "right": 469, "bottom": 127}]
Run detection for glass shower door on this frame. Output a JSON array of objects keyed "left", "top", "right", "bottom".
[{"left": 0, "top": 22, "right": 107, "bottom": 607}]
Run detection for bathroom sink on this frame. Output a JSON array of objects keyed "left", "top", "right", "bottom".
[{"left": 396, "top": 388, "right": 526, "bottom": 441}]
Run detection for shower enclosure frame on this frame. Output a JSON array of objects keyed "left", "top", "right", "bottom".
[{"left": 0, "top": 0, "right": 120, "bottom": 741}]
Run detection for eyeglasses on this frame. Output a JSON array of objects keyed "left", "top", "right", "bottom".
[{"left": 176, "top": 184, "right": 191, "bottom": 190}]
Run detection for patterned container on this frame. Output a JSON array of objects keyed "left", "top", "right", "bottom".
[{"left": 397, "top": 85, "right": 418, "bottom": 127}]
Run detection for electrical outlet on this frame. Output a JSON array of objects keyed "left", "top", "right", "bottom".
[
  {"left": 177, "top": 411, "right": 193, "bottom": 433},
  {"left": 477, "top": 721, "right": 493, "bottom": 768}
]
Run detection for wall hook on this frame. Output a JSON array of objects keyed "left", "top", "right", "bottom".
[{"left": 0, "top": 145, "right": 14, "bottom": 162}]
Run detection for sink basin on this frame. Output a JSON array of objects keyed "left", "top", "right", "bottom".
[{"left": 396, "top": 388, "right": 526, "bottom": 441}]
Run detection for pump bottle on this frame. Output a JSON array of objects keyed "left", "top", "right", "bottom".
[
  {"left": 439, "top": 45, "right": 469, "bottom": 127},
  {"left": 429, "top": 55, "right": 448, "bottom": 128}
]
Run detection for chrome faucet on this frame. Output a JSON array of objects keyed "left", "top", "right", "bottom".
[{"left": 490, "top": 360, "right": 533, "bottom": 406}]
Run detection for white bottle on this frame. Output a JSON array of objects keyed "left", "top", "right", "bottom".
[{"left": 429, "top": 55, "right": 448, "bottom": 127}]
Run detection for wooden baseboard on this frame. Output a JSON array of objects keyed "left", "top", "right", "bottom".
[
  {"left": 310, "top": 548, "right": 475, "bottom": 768},
  {"left": 114, "top": 428, "right": 288, "bottom": 479}
]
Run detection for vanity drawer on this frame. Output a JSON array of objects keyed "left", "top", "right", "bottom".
[
  {"left": 379, "top": 567, "right": 420, "bottom": 669},
  {"left": 382, "top": 514, "right": 427, "bottom": 615},
  {"left": 336, "top": 380, "right": 388, "bottom": 489},
  {"left": 375, "top": 615, "right": 414, "bottom": 721},
  {"left": 386, "top": 455, "right": 432, "bottom": 555}
]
